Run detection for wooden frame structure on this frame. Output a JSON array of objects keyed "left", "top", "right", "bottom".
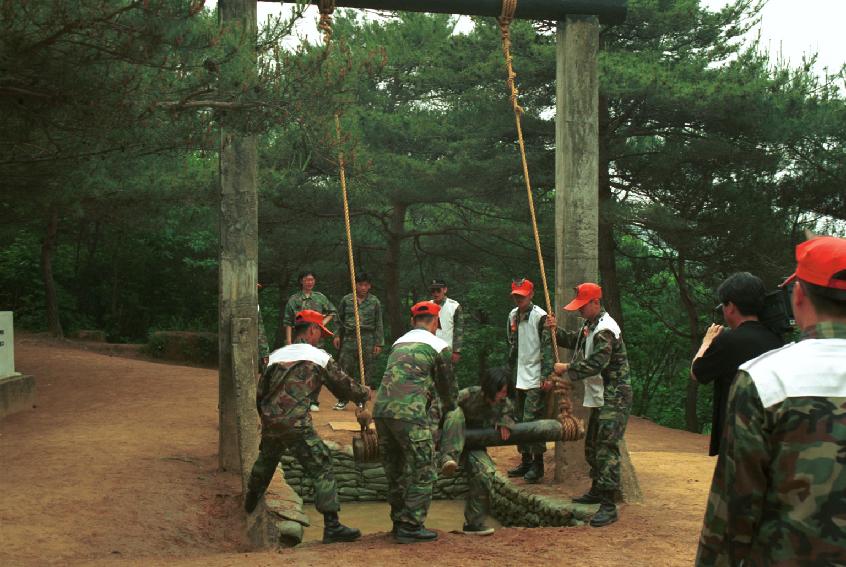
[{"left": 218, "top": 0, "right": 634, "bottom": 492}]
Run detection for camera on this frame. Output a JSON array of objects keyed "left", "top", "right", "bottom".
[{"left": 759, "top": 284, "right": 795, "bottom": 337}]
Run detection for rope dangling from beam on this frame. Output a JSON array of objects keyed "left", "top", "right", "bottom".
[
  {"left": 319, "top": 0, "right": 367, "bottom": 391},
  {"left": 497, "top": 0, "right": 583, "bottom": 442}
]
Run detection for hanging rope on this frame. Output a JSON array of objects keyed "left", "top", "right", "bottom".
[
  {"left": 319, "top": 0, "right": 367, "bottom": 389},
  {"left": 497, "top": 1, "right": 583, "bottom": 442}
]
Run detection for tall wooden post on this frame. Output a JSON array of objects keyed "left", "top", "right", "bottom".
[
  {"left": 218, "top": 0, "right": 260, "bottom": 488},
  {"left": 553, "top": 16, "right": 599, "bottom": 482}
]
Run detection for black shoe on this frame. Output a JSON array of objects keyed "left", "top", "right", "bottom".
[
  {"left": 462, "top": 523, "right": 495, "bottom": 536},
  {"left": 323, "top": 512, "right": 362, "bottom": 544},
  {"left": 244, "top": 490, "right": 261, "bottom": 514},
  {"left": 395, "top": 524, "right": 438, "bottom": 544},
  {"left": 573, "top": 489, "right": 602, "bottom": 504},
  {"left": 590, "top": 501, "right": 618, "bottom": 528},
  {"left": 507, "top": 455, "right": 532, "bottom": 478},
  {"left": 523, "top": 456, "right": 544, "bottom": 484}
]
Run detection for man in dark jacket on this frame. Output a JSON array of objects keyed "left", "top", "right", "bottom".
[{"left": 691, "top": 272, "right": 783, "bottom": 456}]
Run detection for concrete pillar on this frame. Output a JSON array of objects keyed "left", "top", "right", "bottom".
[
  {"left": 218, "top": 0, "right": 260, "bottom": 483},
  {"left": 553, "top": 16, "right": 599, "bottom": 482}
]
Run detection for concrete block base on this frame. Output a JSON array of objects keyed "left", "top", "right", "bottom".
[{"left": 0, "top": 374, "right": 36, "bottom": 419}]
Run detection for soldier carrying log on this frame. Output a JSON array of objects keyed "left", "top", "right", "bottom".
[{"left": 243, "top": 309, "right": 371, "bottom": 544}]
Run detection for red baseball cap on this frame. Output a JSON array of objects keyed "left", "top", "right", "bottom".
[
  {"left": 563, "top": 282, "right": 602, "bottom": 311},
  {"left": 782, "top": 236, "right": 846, "bottom": 290},
  {"left": 294, "top": 309, "right": 333, "bottom": 337},
  {"left": 411, "top": 301, "right": 441, "bottom": 317},
  {"left": 511, "top": 278, "right": 534, "bottom": 297}
]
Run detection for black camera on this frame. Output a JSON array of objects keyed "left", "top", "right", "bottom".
[{"left": 759, "top": 284, "right": 795, "bottom": 337}]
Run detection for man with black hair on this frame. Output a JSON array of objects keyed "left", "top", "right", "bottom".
[
  {"left": 282, "top": 270, "right": 336, "bottom": 411},
  {"left": 373, "top": 301, "right": 458, "bottom": 544},
  {"left": 691, "top": 272, "right": 783, "bottom": 455},
  {"left": 697, "top": 236, "right": 846, "bottom": 566},
  {"left": 438, "top": 367, "right": 516, "bottom": 536},
  {"left": 333, "top": 272, "right": 384, "bottom": 410},
  {"left": 244, "top": 310, "right": 370, "bottom": 544}
]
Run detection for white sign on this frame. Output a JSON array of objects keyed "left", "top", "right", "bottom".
[{"left": 0, "top": 312, "right": 17, "bottom": 379}]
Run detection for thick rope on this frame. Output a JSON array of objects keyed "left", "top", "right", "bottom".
[
  {"left": 498, "top": 1, "right": 582, "bottom": 441},
  {"left": 320, "top": 0, "right": 367, "bottom": 388}
]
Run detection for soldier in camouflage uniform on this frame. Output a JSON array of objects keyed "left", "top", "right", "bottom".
[
  {"left": 282, "top": 271, "right": 336, "bottom": 411},
  {"left": 332, "top": 272, "right": 384, "bottom": 410},
  {"left": 697, "top": 236, "right": 846, "bottom": 566},
  {"left": 439, "top": 367, "right": 516, "bottom": 535},
  {"left": 548, "top": 282, "right": 632, "bottom": 528},
  {"left": 244, "top": 309, "right": 370, "bottom": 544},
  {"left": 506, "top": 278, "right": 553, "bottom": 484},
  {"left": 373, "top": 301, "right": 458, "bottom": 544}
]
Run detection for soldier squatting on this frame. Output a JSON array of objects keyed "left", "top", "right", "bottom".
[{"left": 247, "top": 238, "right": 845, "bottom": 561}]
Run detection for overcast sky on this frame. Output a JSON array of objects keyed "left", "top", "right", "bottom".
[{"left": 251, "top": 0, "right": 844, "bottom": 76}]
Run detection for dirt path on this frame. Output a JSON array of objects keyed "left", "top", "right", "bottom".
[{"left": 1, "top": 335, "right": 714, "bottom": 566}]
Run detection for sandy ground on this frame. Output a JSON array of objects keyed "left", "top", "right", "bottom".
[{"left": 1, "top": 335, "right": 714, "bottom": 566}]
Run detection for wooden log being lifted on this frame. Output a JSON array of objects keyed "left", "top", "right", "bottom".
[
  {"left": 352, "top": 420, "right": 563, "bottom": 463},
  {"left": 465, "top": 419, "right": 563, "bottom": 449},
  {"left": 292, "top": 0, "right": 627, "bottom": 24}
]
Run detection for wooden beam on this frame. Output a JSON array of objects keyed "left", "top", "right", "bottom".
[{"left": 290, "top": 0, "right": 627, "bottom": 24}]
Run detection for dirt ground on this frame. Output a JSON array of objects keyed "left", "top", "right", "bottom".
[{"left": 1, "top": 334, "right": 714, "bottom": 566}]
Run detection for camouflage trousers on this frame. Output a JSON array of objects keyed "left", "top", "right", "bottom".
[
  {"left": 338, "top": 334, "right": 381, "bottom": 388},
  {"left": 374, "top": 417, "right": 437, "bottom": 528},
  {"left": 246, "top": 427, "right": 340, "bottom": 514},
  {"left": 437, "top": 408, "right": 496, "bottom": 526},
  {"left": 515, "top": 388, "right": 547, "bottom": 455},
  {"left": 585, "top": 393, "right": 631, "bottom": 493}
]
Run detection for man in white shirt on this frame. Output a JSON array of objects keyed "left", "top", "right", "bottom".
[
  {"left": 505, "top": 278, "right": 553, "bottom": 484},
  {"left": 429, "top": 279, "right": 463, "bottom": 365}
]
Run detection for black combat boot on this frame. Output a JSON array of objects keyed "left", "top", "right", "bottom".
[
  {"left": 589, "top": 491, "right": 618, "bottom": 527},
  {"left": 507, "top": 453, "right": 532, "bottom": 478},
  {"left": 523, "top": 454, "right": 544, "bottom": 484},
  {"left": 395, "top": 522, "right": 438, "bottom": 544},
  {"left": 572, "top": 482, "right": 602, "bottom": 504},
  {"left": 323, "top": 512, "right": 362, "bottom": 543},
  {"left": 244, "top": 490, "right": 261, "bottom": 514}
]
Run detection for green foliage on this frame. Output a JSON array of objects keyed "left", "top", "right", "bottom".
[{"left": 3, "top": 1, "right": 844, "bottom": 434}]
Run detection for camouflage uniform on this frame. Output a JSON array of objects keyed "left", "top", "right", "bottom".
[
  {"left": 246, "top": 342, "right": 369, "bottom": 513},
  {"left": 282, "top": 291, "right": 337, "bottom": 406},
  {"left": 439, "top": 386, "right": 517, "bottom": 526},
  {"left": 555, "top": 309, "right": 632, "bottom": 494},
  {"left": 373, "top": 329, "right": 458, "bottom": 528},
  {"left": 507, "top": 304, "right": 553, "bottom": 456},
  {"left": 336, "top": 292, "right": 384, "bottom": 386},
  {"left": 282, "top": 291, "right": 337, "bottom": 334},
  {"left": 696, "top": 322, "right": 846, "bottom": 566}
]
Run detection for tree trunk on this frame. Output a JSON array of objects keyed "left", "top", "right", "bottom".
[
  {"left": 41, "top": 205, "right": 63, "bottom": 339},
  {"left": 385, "top": 201, "right": 407, "bottom": 340},
  {"left": 674, "top": 255, "right": 701, "bottom": 433},
  {"left": 597, "top": 91, "right": 624, "bottom": 330}
]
